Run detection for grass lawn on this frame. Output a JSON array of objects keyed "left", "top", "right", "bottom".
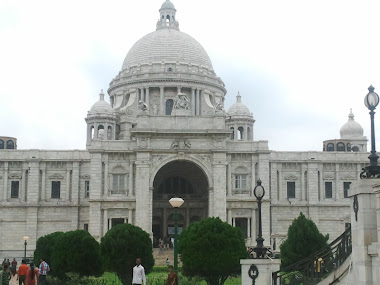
[{"left": 102, "top": 269, "right": 241, "bottom": 284}]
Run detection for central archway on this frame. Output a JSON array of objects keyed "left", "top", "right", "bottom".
[{"left": 152, "top": 160, "right": 209, "bottom": 246}]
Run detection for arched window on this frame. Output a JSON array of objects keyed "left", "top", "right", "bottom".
[
  {"left": 0, "top": 139, "right": 4, "bottom": 149},
  {"left": 230, "top": 127, "right": 234, "bottom": 140},
  {"left": 238, "top": 127, "right": 244, "bottom": 140},
  {"left": 347, "top": 143, "right": 351, "bottom": 152},
  {"left": 158, "top": 176, "right": 194, "bottom": 195},
  {"left": 90, "top": 126, "right": 95, "bottom": 139},
  {"left": 98, "top": 125, "right": 104, "bottom": 139},
  {"left": 352, "top": 146, "right": 359, "bottom": 152},
  {"left": 326, "top": 143, "right": 334, "bottom": 151},
  {"left": 337, "top": 142, "right": 345, "bottom": 152},
  {"left": 6, "top": 140, "right": 14, "bottom": 149},
  {"left": 166, "top": 99, "right": 174, "bottom": 115},
  {"left": 107, "top": 126, "right": 112, "bottom": 140}
]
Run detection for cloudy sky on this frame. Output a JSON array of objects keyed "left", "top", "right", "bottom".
[{"left": 1, "top": 0, "right": 380, "bottom": 151}]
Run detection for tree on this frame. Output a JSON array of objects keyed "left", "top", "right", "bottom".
[
  {"left": 178, "top": 217, "right": 246, "bottom": 285},
  {"left": 34, "top": 231, "right": 64, "bottom": 267},
  {"left": 100, "top": 223, "right": 154, "bottom": 285},
  {"left": 51, "top": 230, "right": 103, "bottom": 278},
  {"left": 280, "top": 212, "right": 329, "bottom": 269}
]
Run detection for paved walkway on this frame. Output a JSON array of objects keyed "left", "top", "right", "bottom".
[{"left": 9, "top": 275, "right": 18, "bottom": 285}]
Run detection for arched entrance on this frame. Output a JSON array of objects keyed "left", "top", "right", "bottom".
[{"left": 152, "top": 160, "right": 209, "bottom": 246}]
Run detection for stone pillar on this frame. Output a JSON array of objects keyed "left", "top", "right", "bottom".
[
  {"left": 21, "top": 167, "right": 27, "bottom": 202},
  {"left": 66, "top": 169, "right": 71, "bottom": 201},
  {"left": 251, "top": 209, "right": 256, "bottom": 243},
  {"left": 27, "top": 161, "right": 40, "bottom": 203},
  {"left": 251, "top": 157, "right": 256, "bottom": 195},
  {"left": 234, "top": 124, "right": 238, "bottom": 140},
  {"left": 196, "top": 89, "right": 200, "bottom": 116},
  {"left": 89, "top": 153, "right": 103, "bottom": 239},
  {"left": 87, "top": 124, "right": 92, "bottom": 144},
  {"left": 90, "top": 202, "right": 102, "bottom": 241},
  {"left": 72, "top": 162, "right": 79, "bottom": 205},
  {"left": 2, "top": 162, "right": 8, "bottom": 201},
  {"left": 300, "top": 168, "right": 304, "bottom": 201},
  {"left": 247, "top": 218, "right": 251, "bottom": 238},
  {"left": 241, "top": 259, "right": 281, "bottom": 285},
  {"left": 208, "top": 187, "right": 214, "bottom": 217},
  {"left": 191, "top": 88, "right": 195, "bottom": 116},
  {"left": 103, "top": 209, "right": 108, "bottom": 236},
  {"left": 307, "top": 163, "right": 319, "bottom": 203},
  {"left": 227, "top": 209, "right": 232, "bottom": 225},
  {"left": 146, "top": 87, "right": 150, "bottom": 108},
  {"left": 128, "top": 208, "right": 133, "bottom": 224},
  {"left": 160, "top": 87, "right": 164, "bottom": 115},
  {"left": 135, "top": 155, "right": 152, "bottom": 234},
  {"left": 41, "top": 168, "right": 46, "bottom": 201},
  {"left": 94, "top": 123, "right": 98, "bottom": 139},
  {"left": 129, "top": 161, "right": 134, "bottom": 196},
  {"left": 104, "top": 160, "right": 109, "bottom": 196},
  {"left": 212, "top": 154, "right": 227, "bottom": 221},
  {"left": 140, "top": 88, "right": 145, "bottom": 102},
  {"left": 335, "top": 164, "right": 340, "bottom": 200},
  {"left": 227, "top": 161, "right": 232, "bottom": 196},
  {"left": 278, "top": 167, "right": 283, "bottom": 201},
  {"left": 26, "top": 207, "right": 38, "bottom": 254}
]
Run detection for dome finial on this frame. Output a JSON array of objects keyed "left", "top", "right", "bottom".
[
  {"left": 349, "top": 108, "right": 354, "bottom": 120},
  {"left": 100, "top": 89, "right": 105, "bottom": 101},
  {"left": 236, "top": 92, "right": 241, "bottom": 103},
  {"left": 369, "top": 85, "right": 375, "bottom": 93}
]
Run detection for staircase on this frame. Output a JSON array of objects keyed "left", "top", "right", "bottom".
[{"left": 153, "top": 248, "right": 176, "bottom": 266}]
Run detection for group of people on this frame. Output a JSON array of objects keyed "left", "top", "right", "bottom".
[
  {"left": 133, "top": 258, "right": 178, "bottom": 285},
  {"left": 158, "top": 237, "right": 174, "bottom": 254},
  {"left": 0, "top": 258, "right": 49, "bottom": 285}
]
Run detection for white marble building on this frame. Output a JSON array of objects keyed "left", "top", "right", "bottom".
[{"left": 0, "top": 0, "right": 370, "bottom": 258}]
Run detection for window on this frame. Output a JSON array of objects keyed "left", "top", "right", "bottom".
[
  {"left": 51, "top": 181, "right": 61, "bottom": 199},
  {"left": 326, "top": 143, "right": 334, "bottom": 151},
  {"left": 352, "top": 146, "right": 359, "bottom": 152},
  {"left": 344, "top": 182, "right": 351, "bottom": 198},
  {"left": 85, "top": 180, "right": 90, "bottom": 198},
  {"left": 112, "top": 174, "right": 125, "bottom": 191},
  {"left": 166, "top": 99, "right": 174, "bottom": 115},
  {"left": 11, "top": 181, "right": 19, "bottom": 198},
  {"left": 84, "top": 224, "right": 89, "bottom": 232},
  {"left": 325, "top": 182, "right": 333, "bottom": 198},
  {"left": 6, "top": 140, "right": 14, "bottom": 149},
  {"left": 287, "top": 182, "right": 296, "bottom": 198},
  {"left": 337, "top": 142, "right": 345, "bottom": 152},
  {"left": 111, "top": 218, "right": 124, "bottom": 228},
  {"left": 235, "top": 218, "right": 248, "bottom": 238},
  {"left": 235, "top": 175, "right": 247, "bottom": 189},
  {"left": 0, "top": 139, "right": 4, "bottom": 149},
  {"left": 238, "top": 127, "right": 244, "bottom": 140}
]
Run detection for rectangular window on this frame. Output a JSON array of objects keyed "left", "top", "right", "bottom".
[
  {"left": 325, "top": 182, "right": 333, "bottom": 198},
  {"left": 84, "top": 224, "right": 89, "bottom": 232},
  {"left": 235, "top": 175, "right": 247, "bottom": 189},
  {"left": 343, "top": 182, "right": 351, "bottom": 198},
  {"left": 85, "top": 180, "right": 90, "bottom": 198},
  {"left": 112, "top": 174, "right": 125, "bottom": 191},
  {"left": 11, "top": 181, "right": 19, "bottom": 198},
  {"left": 287, "top": 182, "right": 296, "bottom": 198},
  {"left": 51, "top": 181, "right": 61, "bottom": 199},
  {"left": 111, "top": 218, "right": 124, "bottom": 228}
]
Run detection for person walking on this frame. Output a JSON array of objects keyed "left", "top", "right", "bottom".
[
  {"left": 166, "top": 265, "right": 178, "bottom": 285},
  {"left": 1, "top": 264, "right": 11, "bottom": 285},
  {"left": 38, "top": 259, "right": 49, "bottom": 285},
  {"left": 17, "top": 260, "right": 29, "bottom": 285},
  {"left": 26, "top": 263, "right": 39, "bottom": 285},
  {"left": 132, "top": 258, "right": 146, "bottom": 285},
  {"left": 11, "top": 258, "right": 17, "bottom": 276}
]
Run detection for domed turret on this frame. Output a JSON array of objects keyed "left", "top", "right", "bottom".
[
  {"left": 226, "top": 93, "right": 255, "bottom": 141},
  {"left": 85, "top": 90, "right": 116, "bottom": 145},
  {"left": 340, "top": 109, "right": 364, "bottom": 139}
]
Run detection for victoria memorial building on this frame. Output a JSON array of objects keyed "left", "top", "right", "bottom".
[{"left": 0, "top": 0, "right": 369, "bottom": 258}]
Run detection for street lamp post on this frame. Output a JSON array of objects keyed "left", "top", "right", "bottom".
[
  {"left": 23, "top": 236, "right": 29, "bottom": 261},
  {"left": 361, "top": 85, "right": 380, "bottom": 178},
  {"left": 253, "top": 179, "right": 267, "bottom": 258},
  {"left": 169, "top": 197, "right": 184, "bottom": 273}
]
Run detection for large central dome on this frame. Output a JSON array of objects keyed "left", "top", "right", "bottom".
[{"left": 122, "top": 28, "right": 214, "bottom": 71}]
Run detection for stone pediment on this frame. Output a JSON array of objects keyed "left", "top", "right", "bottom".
[
  {"left": 49, "top": 173, "right": 64, "bottom": 179},
  {"left": 323, "top": 174, "right": 335, "bottom": 180},
  {"left": 341, "top": 175, "right": 356, "bottom": 180},
  {"left": 8, "top": 173, "right": 22, "bottom": 179},
  {"left": 80, "top": 174, "right": 91, "bottom": 179},
  {"left": 284, "top": 174, "right": 298, "bottom": 180}
]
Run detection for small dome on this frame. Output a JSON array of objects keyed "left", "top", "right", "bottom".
[
  {"left": 160, "top": 0, "right": 176, "bottom": 10},
  {"left": 228, "top": 92, "right": 251, "bottom": 116},
  {"left": 340, "top": 109, "right": 364, "bottom": 139},
  {"left": 89, "top": 90, "right": 113, "bottom": 114}
]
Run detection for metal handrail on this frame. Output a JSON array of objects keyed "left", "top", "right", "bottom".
[{"left": 272, "top": 225, "right": 352, "bottom": 285}]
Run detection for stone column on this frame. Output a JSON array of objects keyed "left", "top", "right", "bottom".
[
  {"left": 227, "top": 209, "right": 232, "bottom": 225},
  {"left": 41, "top": 168, "right": 46, "bottom": 201},
  {"left": 128, "top": 208, "right": 133, "bottom": 224},
  {"left": 129, "top": 161, "right": 134, "bottom": 196},
  {"left": 90, "top": 202, "right": 102, "bottom": 241},
  {"left": 278, "top": 168, "right": 283, "bottom": 201},
  {"left": 140, "top": 88, "right": 145, "bottom": 102},
  {"left": 27, "top": 161, "right": 40, "bottom": 203},
  {"left": 94, "top": 123, "right": 98, "bottom": 139},
  {"left": 104, "top": 160, "right": 109, "bottom": 196},
  {"left": 87, "top": 124, "right": 92, "bottom": 144},
  {"left": 251, "top": 209, "right": 256, "bottom": 243},
  {"left": 335, "top": 164, "right": 340, "bottom": 200},
  {"left": 247, "top": 218, "right": 251, "bottom": 238},
  {"left": 300, "top": 168, "right": 305, "bottom": 201},
  {"left": 66, "top": 169, "right": 71, "bottom": 201},
  {"left": 21, "top": 166, "right": 27, "bottom": 202},
  {"left": 103, "top": 209, "right": 108, "bottom": 236},
  {"left": 234, "top": 124, "right": 238, "bottom": 140},
  {"left": 208, "top": 187, "right": 214, "bottom": 217},
  {"left": 160, "top": 87, "right": 165, "bottom": 115},
  {"left": 2, "top": 162, "right": 8, "bottom": 201},
  {"left": 191, "top": 88, "right": 195, "bottom": 116},
  {"left": 227, "top": 161, "right": 232, "bottom": 196},
  {"left": 212, "top": 154, "right": 227, "bottom": 221},
  {"left": 251, "top": 157, "right": 256, "bottom": 195},
  {"left": 196, "top": 89, "right": 200, "bottom": 116},
  {"left": 72, "top": 162, "right": 79, "bottom": 205},
  {"left": 145, "top": 87, "right": 150, "bottom": 108},
  {"left": 26, "top": 207, "right": 38, "bottom": 254},
  {"left": 89, "top": 153, "right": 103, "bottom": 239},
  {"left": 135, "top": 155, "right": 152, "bottom": 234}
]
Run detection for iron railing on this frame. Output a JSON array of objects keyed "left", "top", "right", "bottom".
[{"left": 272, "top": 225, "right": 351, "bottom": 285}]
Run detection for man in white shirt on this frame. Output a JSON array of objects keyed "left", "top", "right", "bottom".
[{"left": 132, "top": 258, "right": 146, "bottom": 285}]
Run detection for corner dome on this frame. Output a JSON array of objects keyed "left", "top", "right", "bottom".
[
  {"left": 340, "top": 109, "right": 364, "bottom": 139},
  {"left": 228, "top": 92, "right": 251, "bottom": 116},
  {"left": 122, "top": 28, "right": 214, "bottom": 71},
  {"left": 89, "top": 90, "right": 113, "bottom": 115},
  {"left": 160, "top": 0, "right": 175, "bottom": 10}
]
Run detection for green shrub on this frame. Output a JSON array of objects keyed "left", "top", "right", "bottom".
[{"left": 34, "top": 231, "right": 64, "bottom": 267}]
